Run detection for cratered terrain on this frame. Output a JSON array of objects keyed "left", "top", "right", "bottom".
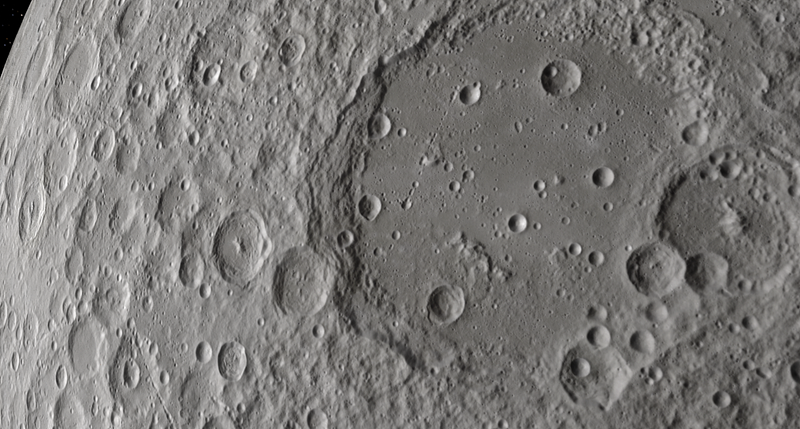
[{"left": 3, "top": 0, "right": 800, "bottom": 428}]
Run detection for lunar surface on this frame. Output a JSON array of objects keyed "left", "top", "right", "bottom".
[{"left": 5, "top": 0, "right": 800, "bottom": 428}]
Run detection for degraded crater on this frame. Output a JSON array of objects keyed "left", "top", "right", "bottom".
[
  {"left": 204, "top": 414, "right": 237, "bottom": 429},
  {"left": 109, "top": 195, "right": 137, "bottom": 235},
  {"left": 626, "top": 241, "right": 686, "bottom": 298},
  {"left": 43, "top": 125, "right": 78, "bottom": 198},
  {"left": 53, "top": 391, "right": 87, "bottom": 429},
  {"left": 658, "top": 147, "right": 800, "bottom": 293},
  {"left": 427, "top": 284, "right": 466, "bottom": 326},
  {"left": 684, "top": 251, "right": 729, "bottom": 295},
  {"left": 180, "top": 369, "right": 224, "bottom": 428},
  {"left": 629, "top": 329, "right": 656, "bottom": 355},
  {"left": 22, "top": 36, "right": 53, "bottom": 97},
  {"left": 337, "top": 229, "right": 355, "bottom": 248},
  {"left": 179, "top": 249, "right": 205, "bottom": 289},
  {"left": 78, "top": 197, "right": 98, "bottom": 232},
  {"left": 307, "top": 408, "right": 329, "bottom": 429},
  {"left": 681, "top": 120, "right": 709, "bottom": 146},
  {"left": 117, "top": 0, "right": 151, "bottom": 44},
  {"left": 278, "top": 32, "right": 307, "bottom": 67},
  {"left": 218, "top": 340, "right": 247, "bottom": 381},
  {"left": 559, "top": 344, "right": 633, "bottom": 411},
  {"left": 239, "top": 60, "right": 258, "bottom": 82},
  {"left": 106, "top": 341, "right": 161, "bottom": 428},
  {"left": 329, "top": 2, "right": 705, "bottom": 389},
  {"left": 274, "top": 245, "right": 336, "bottom": 317},
  {"left": 203, "top": 63, "right": 222, "bottom": 86},
  {"left": 108, "top": 334, "right": 154, "bottom": 411},
  {"left": 157, "top": 177, "right": 200, "bottom": 234},
  {"left": 68, "top": 316, "right": 108, "bottom": 378},
  {"left": 52, "top": 36, "right": 97, "bottom": 115},
  {"left": 92, "top": 271, "right": 132, "bottom": 328},
  {"left": 92, "top": 126, "right": 116, "bottom": 162},
  {"left": 644, "top": 300, "right": 669, "bottom": 323}
]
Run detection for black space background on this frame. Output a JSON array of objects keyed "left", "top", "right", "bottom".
[{"left": 1, "top": 3, "right": 32, "bottom": 71}]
